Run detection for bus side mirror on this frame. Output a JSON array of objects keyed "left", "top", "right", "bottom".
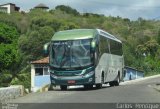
[
  {"left": 91, "top": 41, "right": 96, "bottom": 51},
  {"left": 43, "top": 42, "right": 50, "bottom": 55}
]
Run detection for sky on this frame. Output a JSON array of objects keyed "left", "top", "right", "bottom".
[{"left": 1, "top": 0, "right": 160, "bottom": 20}]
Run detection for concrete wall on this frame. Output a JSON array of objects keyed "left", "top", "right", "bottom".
[
  {"left": 123, "top": 67, "right": 144, "bottom": 81},
  {"left": 0, "top": 85, "right": 24, "bottom": 102},
  {"left": 34, "top": 75, "right": 50, "bottom": 87},
  {"left": 31, "top": 75, "right": 50, "bottom": 92}
]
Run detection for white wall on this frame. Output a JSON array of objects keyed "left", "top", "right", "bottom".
[
  {"left": 30, "top": 64, "right": 50, "bottom": 92},
  {"left": 31, "top": 64, "right": 35, "bottom": 91}
]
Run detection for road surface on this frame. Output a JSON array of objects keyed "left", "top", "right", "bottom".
[{"left": 3, "top": 75, "right": 160, "bottom": 109}]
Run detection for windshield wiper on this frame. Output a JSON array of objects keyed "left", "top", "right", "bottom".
[
  {"left": 59, "top": 44, "right": 67, "bottom": 68},
  {"left": 71, "top": 48, "right": 82, "bottom": 68},
  {"left": 60, "top": 43, "right": 73, "bottom": 68},
  {"left": 72, "top": 54, "right": 82, "bottom": 67}
]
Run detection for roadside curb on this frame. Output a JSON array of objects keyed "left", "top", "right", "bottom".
[
  {"left": 37, "top": 75, "right": 160, "bottom": 92},
  {"left": 0, "top": 85, "right": 24, "bottom": 102},
  {"left": 121, "top": 74, "right": 160, "bottom": 85}
]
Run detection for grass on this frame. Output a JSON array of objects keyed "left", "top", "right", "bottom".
[{"left": 144, "top": 71, "right": 160, "bottom": 77}]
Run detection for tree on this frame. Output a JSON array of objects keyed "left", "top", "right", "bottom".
[
  {"left": 157, "top": 29, "right": 160, "bottom": 45},
  {"left": 145, "top": 40, "right": 159, "bottom": 57},
  {"left": 55, "top": 5, "right": 80, "bottom": 16},
  {"left": 0, "top": 23, "right": 20, "bottom": 87},
  {"left": 0, "top": 23, "right": 19, "bottom": 44},
  {"left": 0, "top": 44, "right": 18, "bottom": 70},
  {"left": 1, "top": 6, "right": 160, "bottom": 87},
  {"left": 19, "top": 26, "right": 54, "bottom": 61},
  {"left": 0, "top": 23, "right": 19, "bottom": 71}
]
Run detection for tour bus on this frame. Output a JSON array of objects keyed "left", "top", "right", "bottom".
[{"left": 44, "top": 29, "right": 124, "bottom": 90}]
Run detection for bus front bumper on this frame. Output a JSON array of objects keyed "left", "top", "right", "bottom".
[{"left": 50, "top": 73, "right": 95, "bottom": 85}]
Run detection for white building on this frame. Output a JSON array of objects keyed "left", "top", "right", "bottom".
[
  {"left": 0, "top": 3, "right": 20, "bottom": 14},
  {"left": 31, "top": 57, "right": 50, "bottom": 92}
]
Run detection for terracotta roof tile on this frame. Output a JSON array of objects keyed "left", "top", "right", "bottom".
[{"left": 31, "top": 57, "right": 49, "bottom": 64}]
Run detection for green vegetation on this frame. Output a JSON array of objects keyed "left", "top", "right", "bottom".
[{"left": 0, "top": 5, "right": 160, "bottom": 88}]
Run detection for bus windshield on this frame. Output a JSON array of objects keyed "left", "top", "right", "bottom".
[{"left": 51, "top": 39, "right": 93, "bottom": 69}]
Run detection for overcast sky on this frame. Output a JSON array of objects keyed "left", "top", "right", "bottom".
[{"left": 1, "top": 0, "right": 160, "bottom": 20}]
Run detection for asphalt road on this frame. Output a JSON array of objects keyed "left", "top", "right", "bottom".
[{"left": 3, "top": 75, "right": 160, "bottom": 109}]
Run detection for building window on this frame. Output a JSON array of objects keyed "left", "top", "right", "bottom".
[
  {"left": 35, "top": 68, "right": 43, "bottom": 76},
  {"left": 0, "top": 8, "right": 7, "bottom": 13},
  {"left": 44, "top": 68, "right": 49, "bottom": 75}
]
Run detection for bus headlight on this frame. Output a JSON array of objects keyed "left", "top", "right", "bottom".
[
  {"left": 50, "top": 73, "right": 57, "bottom": 79},
  {"left": 83, "top": 71, "right": 94, "bottom": 78}
]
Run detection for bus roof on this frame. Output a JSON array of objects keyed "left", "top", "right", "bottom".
[
  {"left": 51, "top": 29, "right": 96, "bottom": 41},
  {"left": 51, "top": 29, "right": 121, "bottom": 43},
  {"left": 97, "top": 29, "right": 122, "bottom": 43}
]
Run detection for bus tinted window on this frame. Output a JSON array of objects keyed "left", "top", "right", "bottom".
[
  {"left": 99, "top": 35, "right": 109, "bottom": 55},
  {"left": 110, "top": 39, "right": 122, "bottom": 56}
]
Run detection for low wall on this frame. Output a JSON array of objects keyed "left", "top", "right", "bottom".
[{"left": 0, "top": 85, "right": 24, "bottom": 102}]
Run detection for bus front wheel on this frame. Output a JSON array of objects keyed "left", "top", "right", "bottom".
[
  {"left": 109, "top": 81, "right": 114, "bottom": 87},
  {"left": 60, "top": 85, "right": 67, "bottom": 90},
  {"left": 84, "top": 85, "right": 93, "bottom": 89},
  {"left": 96, "top": 84, "right": 102, "bottom": 89},
  {"left": 96, "top": 74, "right": 104, "bottom": 89}
]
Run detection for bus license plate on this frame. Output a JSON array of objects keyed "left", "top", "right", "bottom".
[{"left": 68, "top": 80, "right": 75, "bottom": 84}]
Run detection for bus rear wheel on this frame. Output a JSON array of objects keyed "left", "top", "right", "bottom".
[
  {"left": 114, "top": 75, "right": 120, "bottom": 86},
  {"left": 109, "top": 75, "right": 120, "bottom": 87},
  {"left": 60, "top": 85, "right": 67, "bottom": 90},
  {"left": 109, "top": 81, "right": 114, "bottom": 87}
]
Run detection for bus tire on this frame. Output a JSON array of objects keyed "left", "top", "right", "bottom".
[
  {"left": 96, "top": 74, "right": 104, "bottom": 89},
  {"left": 114, "top": 74, "right": 120, "bottom": 86},
  {"left": 60, "top": 85, "right": 67, "bottom": 90},
  {"left": 109, "top": 81, "right": 114, "bottom": 87},
  {"left": 109, "top": 74, "right": 120, "bottom": 87},
  {"left": 96, "top": 84, "right": 102, "bottom": 89},
  {"left": 84, "top": 85, "right": 93, "bottom": 89}
]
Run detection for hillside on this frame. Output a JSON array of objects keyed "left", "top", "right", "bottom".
[{"left": 0, "top": 5, "right": 160, "bottom": 88}]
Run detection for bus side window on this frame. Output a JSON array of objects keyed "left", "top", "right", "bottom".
[
  {"left": 110, "top": 40, "right": 122, "bottom": 56},
  {"left": 99, "top": 35, "right": 109, "bottom": 55}
]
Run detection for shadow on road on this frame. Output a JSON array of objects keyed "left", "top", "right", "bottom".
[{"left": 49, "top": 85, "right": 113, "bottom": 91}]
